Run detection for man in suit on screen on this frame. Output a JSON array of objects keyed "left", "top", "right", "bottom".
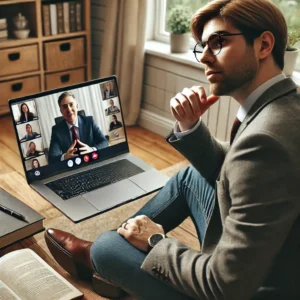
[{"left": 48, "top": 92, "right": 108, "bottom": 164}]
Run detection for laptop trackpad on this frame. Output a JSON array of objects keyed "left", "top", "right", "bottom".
[{"left": 82, "top": 179, "right": 145, "bottom": 211}]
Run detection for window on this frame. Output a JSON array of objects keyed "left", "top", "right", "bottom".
[
  {"left": 154, "top": 0, "right": 207, "bottom": 43},
  {"left": 154, "top": 0, "right": 300, "bottom": 69},
  {"left": 155, "top": 0, "right": 300, "bottom": 40}
]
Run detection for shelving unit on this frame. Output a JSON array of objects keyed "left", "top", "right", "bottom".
[{"left": 0, "top": 0, "right": 91, "bottom": 115}]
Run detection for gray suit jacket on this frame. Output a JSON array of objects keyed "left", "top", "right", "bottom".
[{"left": 141, "top": 78, "right": 300, "bottom": 300}]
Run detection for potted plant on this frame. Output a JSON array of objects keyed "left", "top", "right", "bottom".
[
  {"left": 167, "top": 5, "right": 191, "bottom": 53},
  {"left": 283, "top": 30, "right": 300, "bottom": 76}
]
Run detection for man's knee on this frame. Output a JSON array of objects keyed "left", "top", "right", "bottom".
[
  {"left": 178, "top": 165, "right": 201, "bottom": 182},
  {"left": 90, "top": 230, "right": 120, "bottom": 276},
  {"left": 90, "top": 230, "right": 147, "bottom": 281}
]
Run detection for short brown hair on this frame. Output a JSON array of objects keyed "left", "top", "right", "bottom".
[
  {"left": 58, "top": 92, "right": 75, "bottom": 106},
  {"left": 191, "top": 0, "right": 287, "bottom": 69}
]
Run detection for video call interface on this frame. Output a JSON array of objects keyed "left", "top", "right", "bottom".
[{"left": 11, "top": 79, "right": 127, "bottom": 180}]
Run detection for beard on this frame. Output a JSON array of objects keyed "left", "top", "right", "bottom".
[{"left": 209, "top": 48, "right": 258, "bottom": 96}]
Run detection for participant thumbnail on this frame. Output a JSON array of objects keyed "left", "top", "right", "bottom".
[
  {"left": 100, "top": 81, "right": 117, "bottom": 100},
  {"left": 105, "top": 98, "right": 120, "bottom": 116},
  {"left": 25, "top": 155, "right": 48, "bottom": 171},
  {"left": 17, "top": 121, "right": 41, "bottom": 142},
  {"left": 12, "top": 100, "right": 38, "bottom": 124},
  {"left": 108, "top": 113, "right": 123, "bottom": 132},
  {"left": 21, "top": 138, "right": 45, "bottom": 160}
]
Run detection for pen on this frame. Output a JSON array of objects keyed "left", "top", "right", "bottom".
[{"left": 0, "top": 204, "right": 29, "bottom": 223}]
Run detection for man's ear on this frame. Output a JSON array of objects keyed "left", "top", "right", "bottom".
[{"left": 256, "top": 31, "right": 275, "bottom": 60}]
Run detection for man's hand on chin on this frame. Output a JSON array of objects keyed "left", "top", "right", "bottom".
[
  {"left": 77, "top": 139, "right": 94, "bottom": 155},
  {"left": 170, "top": 86, "right": 219, "bottom": 132},
  {"left": 117, "top": 215, "right": 165, "bottom": 253}
]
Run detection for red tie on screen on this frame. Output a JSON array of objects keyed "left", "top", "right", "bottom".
[
  {"left": 230, "top": 117, "right": 242, "bottom": 145},
  {"left": 71, "top": 126, "right": 78, "bottom": 142}
]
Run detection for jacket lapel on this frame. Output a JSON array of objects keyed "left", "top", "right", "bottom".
[{"left": 233, "top": 78, "right": 297, "bottom": 143}]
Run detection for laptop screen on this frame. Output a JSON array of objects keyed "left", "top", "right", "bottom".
[{"left": 9, "top": 76, "right": 129, "bottom": 183}]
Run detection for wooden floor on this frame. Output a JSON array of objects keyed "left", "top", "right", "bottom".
[{"left": 0, "top": 115, "right": 199, "bottom": 299}]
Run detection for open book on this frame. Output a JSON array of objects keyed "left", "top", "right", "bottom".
[{"left": 0, "top": 249, "right": 83, "bottom": 300}]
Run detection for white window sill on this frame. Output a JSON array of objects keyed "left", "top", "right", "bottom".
[
  {"left": 145, "top": 40, "right": 300, "bottom": 86},
  {"left": 145, "top": 40, "right": 205, "bottom": 70}
]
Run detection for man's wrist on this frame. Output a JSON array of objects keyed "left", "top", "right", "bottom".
[{"left": 174, "top": 118, "right": 202, "bottom": 139}]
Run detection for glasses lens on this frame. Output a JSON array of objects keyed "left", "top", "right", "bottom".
[{"left": 208, "top": 34, "right": 221, "bottom": 55}]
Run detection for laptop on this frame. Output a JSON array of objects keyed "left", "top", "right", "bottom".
[{"left": 8, "top": 76, "right": 169, "bottom": 223}]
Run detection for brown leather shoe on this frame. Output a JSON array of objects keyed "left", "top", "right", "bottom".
[{"left": 45, "top": 228, "right": 127, "bottom": 299}]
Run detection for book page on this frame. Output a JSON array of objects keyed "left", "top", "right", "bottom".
[
  {"left": 0, "top": 280, "right": 21, "bottom": 300},
  {"left": 0, "top": 249, "right": 82, "bottom": 300}
]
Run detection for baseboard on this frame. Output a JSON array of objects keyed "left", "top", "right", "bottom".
[{"left": 138, "top": 109, "right": 175, "bottom": 137}]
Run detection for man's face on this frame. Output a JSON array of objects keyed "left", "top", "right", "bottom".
[
  {"left": 109, "top": 100, "right": 114, "bottom": 106},
  {"left": 60, "top": 96, "right": 78, "bottom": 125},
  {"left": 200, "top": 17, "right": 258, "bottom": 96}
]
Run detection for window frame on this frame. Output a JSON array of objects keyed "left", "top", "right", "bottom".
[
  {"left": 153, "top": 0, "right": 196, "bottom": 48},
  {"left": 154, "top": 0, "right": 168, "bottom": 43}
]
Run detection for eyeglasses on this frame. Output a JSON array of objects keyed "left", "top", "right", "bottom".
[{"left": 193, "top": 32, "right": 244, "bottom": 62}]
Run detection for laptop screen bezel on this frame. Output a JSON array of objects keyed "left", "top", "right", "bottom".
[{"left": 8, "top": 75, "right": 130, "bottom": 184}]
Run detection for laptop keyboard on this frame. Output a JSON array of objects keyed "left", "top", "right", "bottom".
[{"left": 46, "top": 159, "right": 144, "bottom": 200}]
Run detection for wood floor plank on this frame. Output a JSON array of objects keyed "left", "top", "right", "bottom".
[
  {"left": 168, "top": 227, "right": 200, "bottom": 251},
  {"left": 129, "top": 143, "right": 172, "bottom": 170},
  {"left": 126, "top": 127, "right": 185, "bottom": 165},
  {"left": 179, "top": 218, "right": 198, "bottom": 238}
]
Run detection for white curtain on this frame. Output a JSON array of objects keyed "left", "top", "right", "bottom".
[{"left": 99, "top": 0, "right": 147, "bottom": 126}]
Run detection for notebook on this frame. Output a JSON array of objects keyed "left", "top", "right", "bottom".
[
  {"left": 8, "top": 76, "right": 169, "bottom": 223},
  {"left": 0, "top": 188, "right": 44, "bottom": 248}
]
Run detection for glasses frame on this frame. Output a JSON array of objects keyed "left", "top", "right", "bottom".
[{"left": 193, "top": 32, "right": 244, "bottom": 62}]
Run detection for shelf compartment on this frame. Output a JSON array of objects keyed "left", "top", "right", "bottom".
[
  {"left": 0, "top": 44, "right": 39, "bottom": 77},
  {"left": 0, "top": 2, "right": 38, "bottom": 39},
  {"left": 45, "top": 67, "right": 85, "bottom": 90},
  {"left": 43, "top": 37, "right": 85, "bottom": 72},
  {"left": 0, "top": 75, "right": 40, "bottom": 113}
]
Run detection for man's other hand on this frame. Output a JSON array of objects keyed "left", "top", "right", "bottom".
[
  {"left": 170, "top": 86, "right": 220, "bottom": 131},
  {"left": 64, "top": 140, "right": 78, "bottom": 159},
  {"left": 77, "top": 139, "right": 94, "bottom": 155},
  {"left": 117, "top": 215, "right": 165, "bottom": 253}
]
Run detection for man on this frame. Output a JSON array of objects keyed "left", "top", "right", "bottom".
[
  {"left": 48, "top": 92, "right": 108, "bottom": 164},
  {"left": 103, "top": 82, "right": 115, "bottom": 99},
  {"left": 106, "top": 99, "right": 120, "bottom": 115},
  {"left": 109, "top": 114, "right": 123, "bottom": 131},
  {"left": 45, "top": 1, "right": 300, "bottom": 299}
]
